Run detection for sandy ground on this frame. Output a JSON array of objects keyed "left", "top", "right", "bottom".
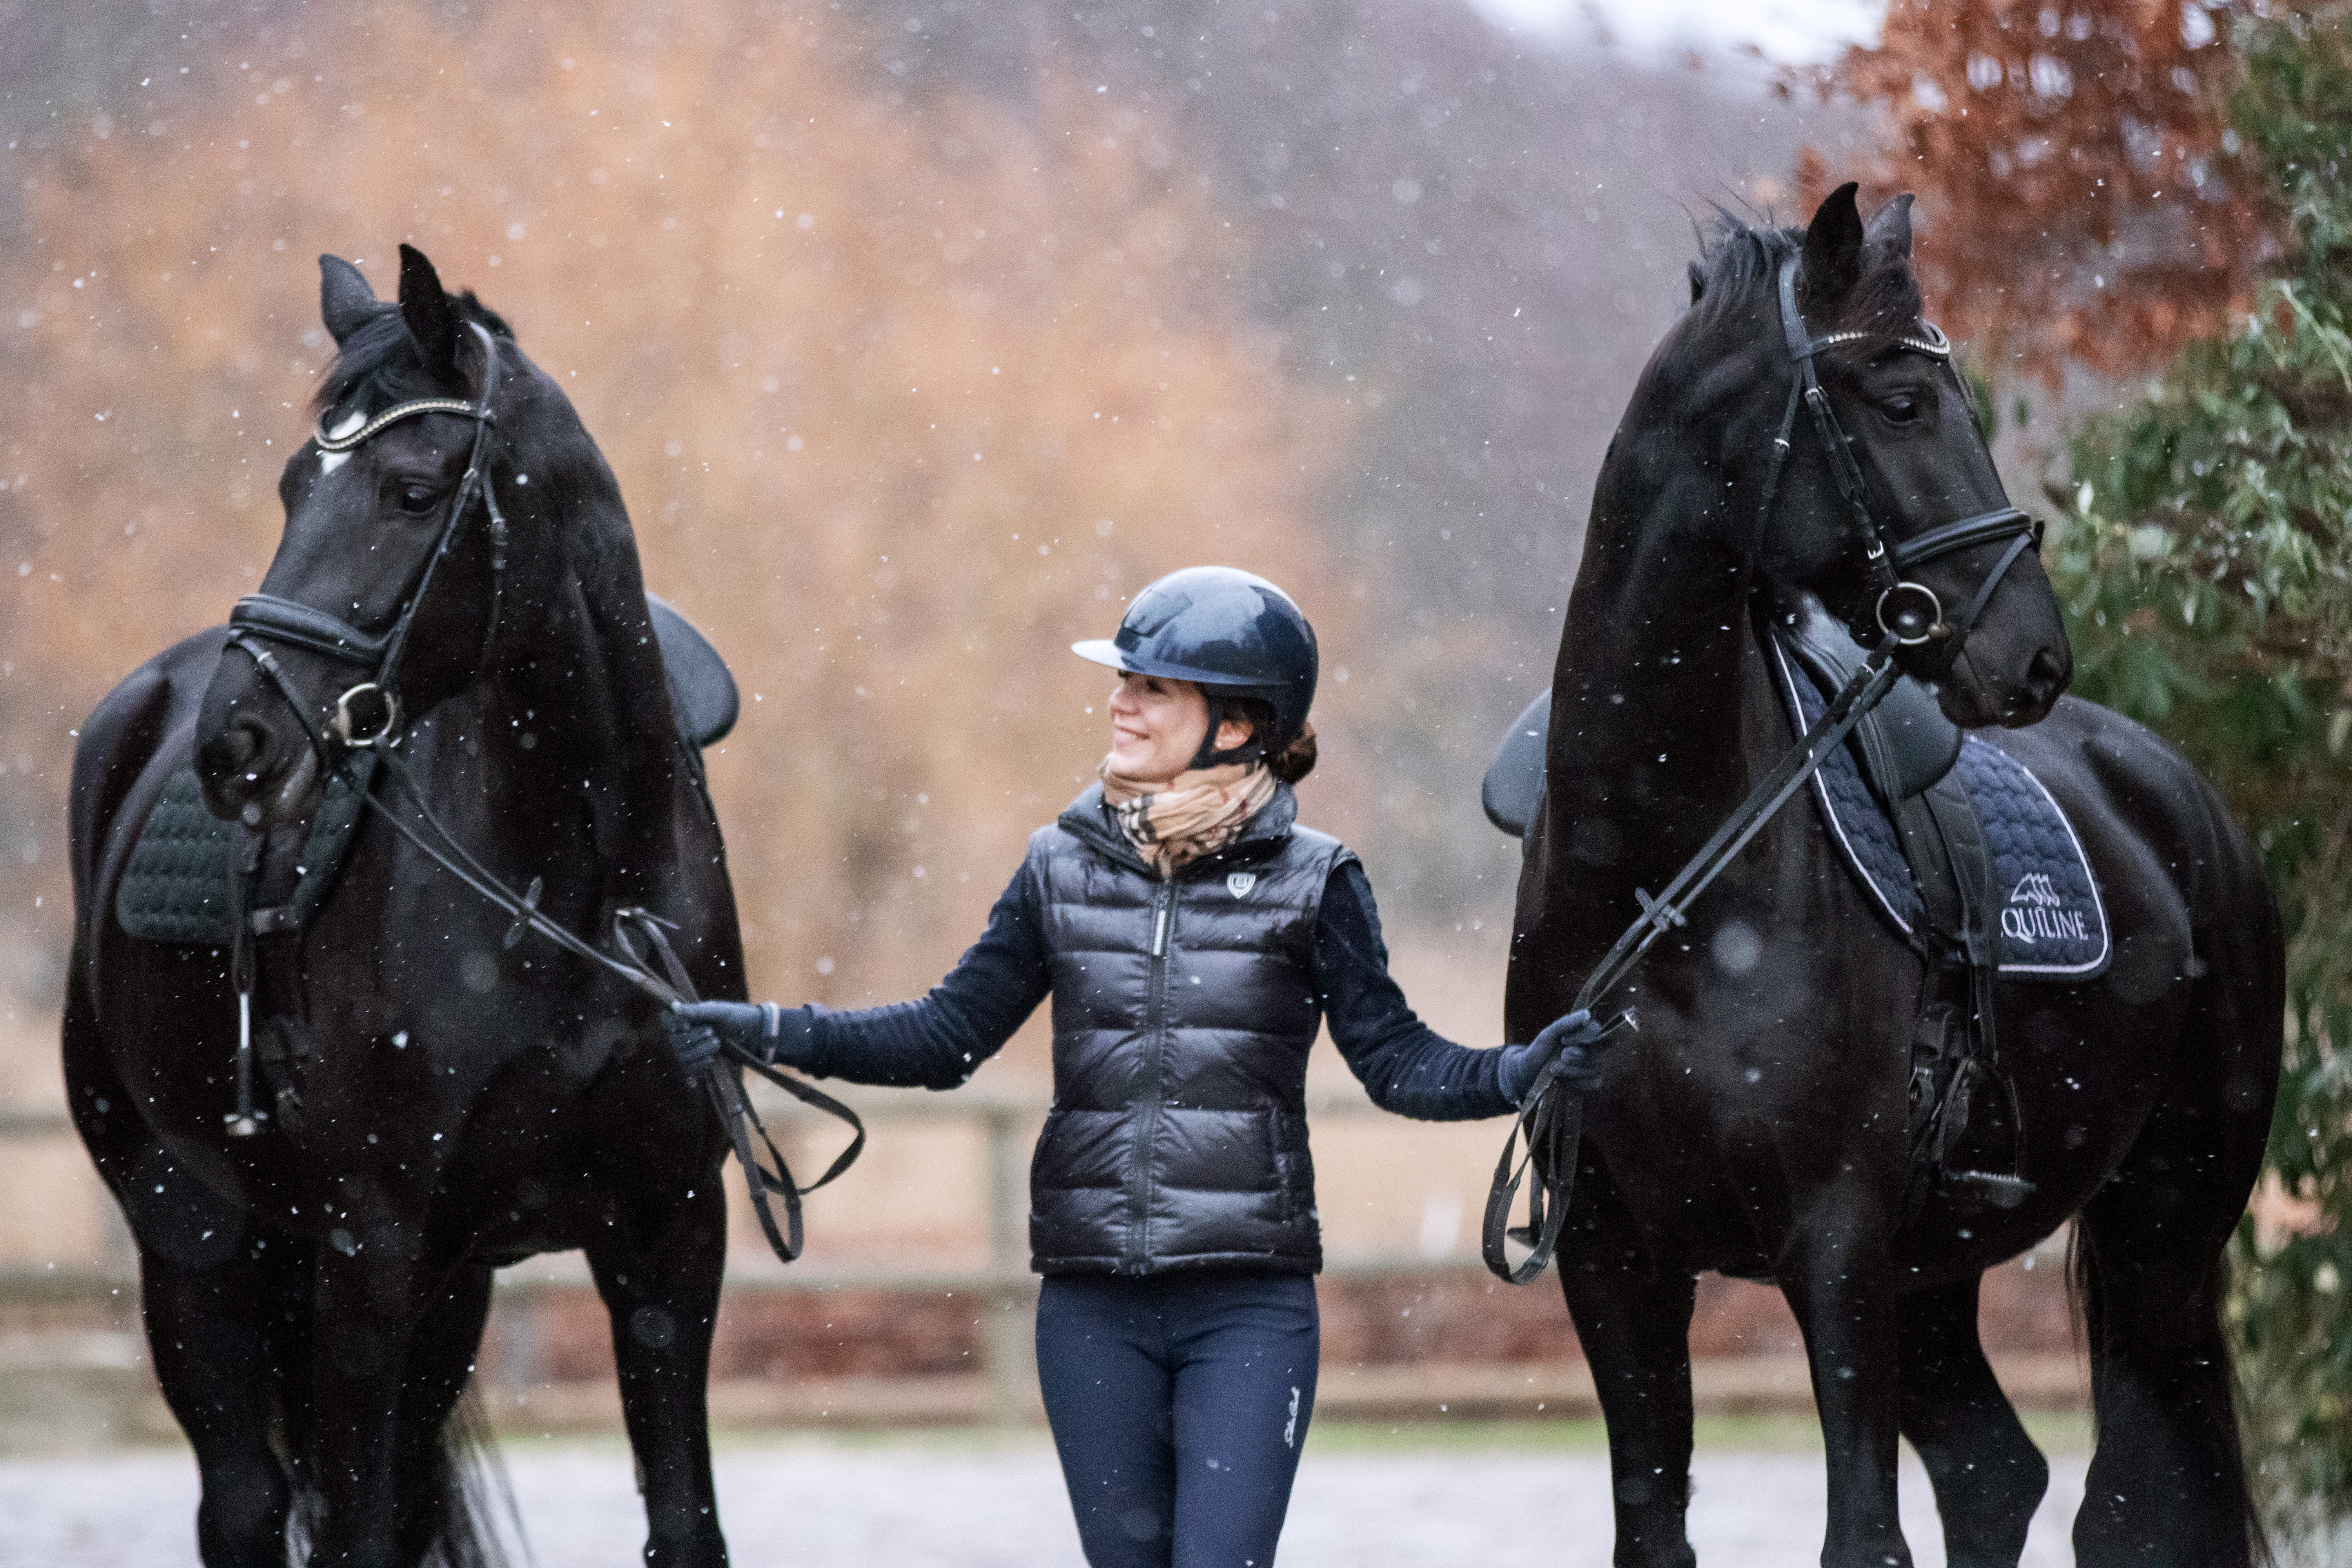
[{"left": 0, "top": 1428, "right": 2092, "bottom": 1566}]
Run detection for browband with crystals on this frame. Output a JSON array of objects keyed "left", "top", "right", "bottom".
[
  {"left": 312, "top": 397, "right": 487, "bottom": 453},
  {"left": 1811, "top": 321, "right": 1953, "bottom": 359}
]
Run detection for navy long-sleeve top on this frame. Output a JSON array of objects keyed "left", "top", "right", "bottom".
[{"left": 798, "top": 855, "right": 1515, "bottom": 1122}]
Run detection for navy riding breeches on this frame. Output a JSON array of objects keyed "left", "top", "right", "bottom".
[{"left": 1036, "top": 1272, "right": 1319, "bottom": 1568}]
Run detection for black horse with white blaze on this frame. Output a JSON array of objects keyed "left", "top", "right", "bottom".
[
  {"left": 1504, "top": 188, "right": 2281, "bottom": 1565},
  {"left": 67, "top": 248, "right": 744, "bottom": 1567}
]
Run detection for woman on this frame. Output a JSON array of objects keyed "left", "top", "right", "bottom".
[{"left": 662, "top": 566, "right": 1601, "bottom": 1568}]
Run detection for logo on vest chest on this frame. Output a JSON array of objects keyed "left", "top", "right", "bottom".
[{"left": 1226, "top": 871, "right": 1258, "bottom": 898}]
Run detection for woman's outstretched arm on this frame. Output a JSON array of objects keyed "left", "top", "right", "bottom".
[
  {"left": 796, "top": 864, "right": 1052, "bottom": 1088},
  {"left": 1313, "top": 860, "right": 1519, "bottom": 1121},
  {"left": 666, "top": 865, "right": 1051, "bottom": 1090}
]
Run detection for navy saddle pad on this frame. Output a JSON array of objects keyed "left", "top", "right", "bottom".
[
  {"left": 116, "top": 594, "right": 738, "bottom": 946},
  {"left": 1765, "top": 633, "right": 2110, "bottom": 980},
  {"left": 1478, "top": 643, "right": 2111, "bottom": 981}
]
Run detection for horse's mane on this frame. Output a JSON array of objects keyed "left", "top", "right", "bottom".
[
  {"left": 1684, "top": 212, "right": 1926, "bottom": 365},
  {"left": 313, "top": 294, "right": 515, "bottom": 416}
]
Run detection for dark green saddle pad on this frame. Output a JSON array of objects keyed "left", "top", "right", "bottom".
[{"left": 115, "top": 751, "right": 379, "bottom": 946}]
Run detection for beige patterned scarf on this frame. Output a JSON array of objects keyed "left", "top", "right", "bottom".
[{"left": 1098, "top": 757, "right": 1279, "bottom": 877}]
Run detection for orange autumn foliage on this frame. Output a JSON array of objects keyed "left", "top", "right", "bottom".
[
  {"left": 1803, "top": 0, "right": 2264, "bottom": 381},
  {"left": 0, "top": 0, "right": 1350, "bottom": 1047}
]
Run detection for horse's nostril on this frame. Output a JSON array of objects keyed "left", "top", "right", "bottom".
[
  {"left": 2025, "top": 645, "right": 2072, "bottom": 709},
  {"left": 201, "top": 713, "right": 277, "bottom": 784}
]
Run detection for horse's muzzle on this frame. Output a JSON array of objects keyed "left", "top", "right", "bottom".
[
  {"left": 1938, "top": 640, "right": 2072, "bottom": 729},
  {"left": 195, "top": 706, "right": 321, "bottom": 827}
]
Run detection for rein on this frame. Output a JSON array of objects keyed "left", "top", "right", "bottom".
[
  {"left": 1482, "top": 252, "right": 2043, "bottom": 1286},
  {"left": 214, "top": 328, "right": 860, "bottom": 1263}
]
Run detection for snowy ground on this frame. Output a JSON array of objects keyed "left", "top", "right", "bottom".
[{"left": 0, "top": 1426, "right": 2091, "bottom": 1567}]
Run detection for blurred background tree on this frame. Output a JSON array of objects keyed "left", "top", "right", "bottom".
[
  {"left": 1823, "top": 2, "right": 2352, "bottom": 1548},
  {"left": 1803, "top": 0, "right": 2263, "bottom": 381}
]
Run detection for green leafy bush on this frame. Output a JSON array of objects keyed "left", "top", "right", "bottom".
[{"left": 2053, "top": 7, "right": 2352, "bottom": 1542}]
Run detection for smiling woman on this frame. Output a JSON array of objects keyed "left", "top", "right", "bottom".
[{"left": 659, "top": 564, "right": 1604, "bottom": 1568}]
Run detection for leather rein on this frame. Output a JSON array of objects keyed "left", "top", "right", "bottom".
[
  {"left": 214, "top": 323, "right": 861, "bottom": 1263},
  {"left": 1481, "top": 254, "right": 2043, "bottom": 1285}
]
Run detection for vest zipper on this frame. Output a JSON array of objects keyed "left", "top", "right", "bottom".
[{"left": 1126, "top": 878, "right": 1177, "bottom": 1271}]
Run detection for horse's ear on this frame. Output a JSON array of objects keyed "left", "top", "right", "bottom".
[
  {"left": 319, "top": 255, "right": 379, "bottom": 345},
  {"left": 397, "top": 243, "right": 464, "bottom": 379},
  {"left": 1800, "top": 182, "right": 1866, "bottom": 303},
  {"left": 1687, "top": 261, "right": 1707, "bottom": 305},
  {"left": 1866, "top": 192, "right": 1916, "bottom": 263}
]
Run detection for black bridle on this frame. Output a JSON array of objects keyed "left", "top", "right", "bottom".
[
  {"left": 212, "top": 325, "right": 860, "bottom": 1261},
  {"left": 1483, "top": 253, "right": 2045, "bottom": 1285},
  {"left": 228, "top": 325, "right": 509, "bottom": 749},
  {"left": 1757, "top": 253, "right": 2043, "bottom": 651}
]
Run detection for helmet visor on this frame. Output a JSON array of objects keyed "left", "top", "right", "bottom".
[{"left": 1069, "top": 638, "right": 1276, "bottom": 690}]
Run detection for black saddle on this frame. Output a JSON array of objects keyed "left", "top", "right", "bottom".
[
  {"left": 1481, "top": 694, "right": 1551, "bottom": 837},
  {"left": 648, "top": 595, "right": 739, "bottom": 750},
  {"left": 1479, "top": 602, "right": 1963, "bottom": 839}
]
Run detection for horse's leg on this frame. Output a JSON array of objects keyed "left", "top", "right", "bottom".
[
  {"left": 1560, "top": 1170, "right": 1698, "bottom": 1568},
  {"left": 308, "top": 1228, "right": 437, "bottom": 1568},
  {"left": 587, "top": 1183, "right": 730, "bottom": 1568},
  {"left": 1895, "top": 1277, "right": 2046, "bottom": 1568},
  {"left": 129, "top": 1174, "right": 306, "bottom": 1568},
  {"left": 1777, "top": 1192, "right": 1911, "bottom": 1568},
  {"left": 67, "top": 960, "right": 295, "bottom": 1568},
  {"left": 2071, "top": 1146, "right": 2260, "bottom": 1564},
  {"left": 391, "top": 1263, "right": 498, "bottom": 1567},
  {"left": 142, "top": 1238, "right": 309, "bottom": 1568}
]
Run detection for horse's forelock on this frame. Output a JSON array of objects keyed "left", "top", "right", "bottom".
[
  {"left": 312, "top": 291, "right": 516, "bottom": 417},
  {"left": 1683, "top": 213, "right": 1926, "bottom": 367}
]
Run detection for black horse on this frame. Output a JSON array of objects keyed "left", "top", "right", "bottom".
[
  {"left": 1504, "top": 187, "right": 2281, "bottom": 1565},
  {"left": 66, "top": 247, "right": 743, "bottom": 1567}
]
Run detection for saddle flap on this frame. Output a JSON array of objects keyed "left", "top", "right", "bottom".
[
  {"left": 1481, "top": 691, "right": 1551, "bottom": 838},
  {"left": 648, "top": 595, "right": 739, "bottom": 751},
  {"left": 1775, "top": 595, "right": 1961, "bottom": 802}
]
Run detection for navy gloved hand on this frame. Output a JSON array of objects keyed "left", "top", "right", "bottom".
[
  {"left": 1495, "top": 1008, "right": 1610, "bottom": 1107},
  {"left": 659, "top": 1007, "right": 728, "bottom": 1078},
  {"left": 661, "top": 1000, "right": 820, "bottom": 1076}
]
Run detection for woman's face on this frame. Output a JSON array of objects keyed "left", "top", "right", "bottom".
[{"left": 1106, "top": 674, "right": 1251, "bottom": 784}]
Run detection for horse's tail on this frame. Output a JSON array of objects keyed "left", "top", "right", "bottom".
[
  {"left": 279, "top": 1355, "right": 523, "bottom": 1567},
  {"left": 431, "top": 1387, "right": 528, "bottom": 1568}
]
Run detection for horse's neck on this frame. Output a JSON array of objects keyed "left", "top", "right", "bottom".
[
  {"left": 413, "top": 597, "right": 680, "bottom": 905},
  {"left": 1545, "top": 523, "right": 1764, "bottom": 902}
]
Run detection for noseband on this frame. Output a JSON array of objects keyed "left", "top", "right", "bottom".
[
  {"left": 1759, "top": 253, "right": 2042, "bottom": 652},
  {"left": 227, "top": 322, "right": 510, "bottom": 748}
]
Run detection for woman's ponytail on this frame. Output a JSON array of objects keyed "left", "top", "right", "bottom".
[
  {"left": 1222, "top": 698, "right": 1317, "bottom": 784},
  {"left": 1268, "top": 720, "right": 1317, "bottom": 784}
]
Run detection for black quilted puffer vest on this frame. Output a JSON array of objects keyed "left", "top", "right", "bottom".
[{"left": 1025, "top": 782, "right": 1352, "bottom": 1276}]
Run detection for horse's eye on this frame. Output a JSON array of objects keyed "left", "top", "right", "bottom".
[
  {"left": 394, "top": 483, "right": 440, "bottom": 515},
  {"left": 1880, "top": 393, "right": 1923, "bottom": 426}
]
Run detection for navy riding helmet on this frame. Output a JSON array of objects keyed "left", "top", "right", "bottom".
[{"left": 1073, "top": 566, "right": 1319, "bottom": 768}]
